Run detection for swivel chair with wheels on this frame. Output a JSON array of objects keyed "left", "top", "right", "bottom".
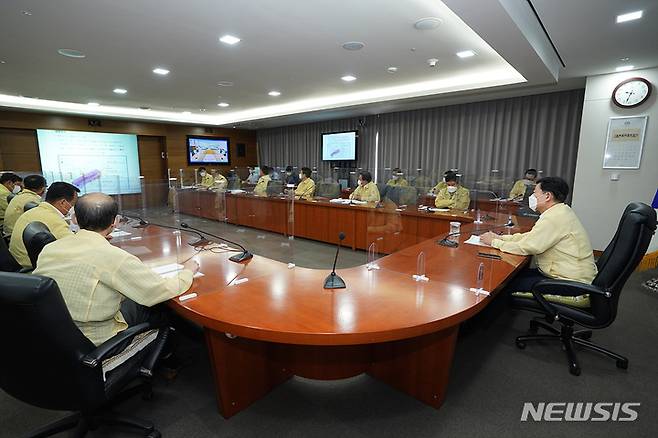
[
  {"left": 0, "top": 272, "right": 169, "bottom": 437},
  {"left": 511, "top": 202, "right": 656, "bottom": 375}
]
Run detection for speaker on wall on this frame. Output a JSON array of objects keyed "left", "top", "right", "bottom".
[{"left": 237, "top": 143, "right": 246, "bottom": 157}]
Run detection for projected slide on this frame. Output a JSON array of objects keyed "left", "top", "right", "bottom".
[
  {"left": 37, "top": 130, "right": 141, "bottom": 195},
  {"left": 188, "top": 137, "right": 229, "bottom": 164},
  {"left": 322, "top": 131, "right": 357, "bottom": 161}
]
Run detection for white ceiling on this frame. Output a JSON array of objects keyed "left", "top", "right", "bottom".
[{"left": 0, "top": 0, "right": 656, "bottom": 128}]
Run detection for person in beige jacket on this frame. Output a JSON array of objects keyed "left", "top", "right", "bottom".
[
  {"left": 481, "top": 176, "right": 597, "bottom": 307},
  {"left": 9, "top": 182, "right": 79, "bottom": 268},
  {"left": 3, "top": 174, "right": 47, "bottom": 237},
  {"left": 349, "top": 171, "right": 380, "bottom": 203},
  {"left": 33, "top": 192, "right": 196, "bottom": 346}
]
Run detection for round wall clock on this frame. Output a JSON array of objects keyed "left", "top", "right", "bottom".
[{"left": 612, "top": 77, "right": 652, "bottom": 108}]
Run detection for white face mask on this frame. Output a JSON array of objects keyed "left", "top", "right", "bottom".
[
  {"left": 447, "top": 186, "right": 458, "bottom": 193},
  {"left": 200, "top": 171, "right": 206, "bottom": 176},
  {"left": 12, "top": 185, "right": 21, "bottom": 194},
  {"left": 299, "top": 173, "right": 303, "bottom": 180},
  {"left": 528, "top": 194, "right": 538, "bottom": 211}
]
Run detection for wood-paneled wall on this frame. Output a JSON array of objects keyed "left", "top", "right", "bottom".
[{"left": 0, "top": 110, "right": 258, "bottom": 181}]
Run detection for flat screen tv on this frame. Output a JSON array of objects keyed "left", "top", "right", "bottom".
[
  {"left": 321, "top": 131, "right": 357, "bottom": 161},
  {"left": 187, "top": 136, "right": 230, "bottom": 165}
]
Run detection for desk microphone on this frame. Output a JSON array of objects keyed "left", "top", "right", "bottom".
[
  {"left": 324, "top": 232, "right": 346, "bottom": 289},
  {"left": 437, "top": 223, "right": 512, "bottom": 248},
  {"left": 180, "top": 222, "right": 253, "bottom": 263},
  {"left": 120, "top": 213, "right": 149, "bottom": 228}
]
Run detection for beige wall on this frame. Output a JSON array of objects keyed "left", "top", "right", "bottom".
[{"left": 572, "top": 67, "right": 658, "bottom": 252}]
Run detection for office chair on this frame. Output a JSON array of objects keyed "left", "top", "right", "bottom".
[
  {"left": 22, "top": 221, "right": 57, "bottom": 269},
  {"left": 266, "top": 180, "right": 283, "bottom": 196},
  {"left": 0, "top": 234, "right": 21, "bottom": 272},
  {"left": 24, "top": 201, "right": 39, "bottom": 212},
  {"left": 511, "top": 202, "right": 657, "bottom": 376},
  {"left": 0, "top": 272, "right": 168, "bottom": 437},
  {"left": 7, "top": 193, "right": 16, "bottom": 204},
  {"left": 315, "top": 182, "right": 341, "bottom": 199}
]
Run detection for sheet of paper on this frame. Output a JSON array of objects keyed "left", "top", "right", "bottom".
[
  {"left": 161, "top": 270, "right": 204, "bottom": 279},
  {"left": 464, "top": 235, "right": 488, "bottom": 247},
  {"left": 429, "top": 207, "right": 450, "bottom": 212},
  {"left": 109, "top": 230, "right": 132, "bottom": 238},
  {"left": 151, "top": 263, "right": 184, "bottom": 275}
]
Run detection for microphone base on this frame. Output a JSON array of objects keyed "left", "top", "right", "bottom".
[
  {"left": 437, "top": 238, "right": 459, "bottom": 248},
  {"left": 323, "top": 272, "right": 346, "bottom": 289},
  {"left": 229, "top": 251, "right": 253, "bottom": 263},
  {"left": 132, "top": 223, "right": 149, "bottom": 229},
  {"left": 188, "top": 238, "right": 211, "bottom": 247}
]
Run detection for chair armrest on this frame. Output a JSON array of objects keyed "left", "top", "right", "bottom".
[
  {"left": 81, "top": 322, "right": 153, "bottom": 368},
  {"left": 533, "top": 279, "right": 610, "bottom": 298}
]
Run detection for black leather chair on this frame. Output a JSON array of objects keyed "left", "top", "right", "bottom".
[
  {"left": 7, "top": 193, "right": 16, "bottom": 204},
  {"left": 0, "top": 272, "right": 168, "bottom": 437},
  {"left": 22, "top": 221, "right": 57, "bottom": 269},
  {"left": 0, "top": 233, "right": 21, "bottom": 272},
  {"left": 511, "top": 202, "right": 657, "bottom": 375},
  {"left": 24, "top": 201, "right": 39, "bottom": 212}
]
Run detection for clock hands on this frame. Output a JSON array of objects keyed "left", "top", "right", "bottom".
[{"left": 625, "top": 90, "right": 635, "bottom": 103}]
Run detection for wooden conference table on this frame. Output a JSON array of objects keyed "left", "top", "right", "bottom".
[{"left": 113, "top": 201, "right": 534, "bottom": 418}]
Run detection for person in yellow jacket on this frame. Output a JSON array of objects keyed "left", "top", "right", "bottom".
[
  {"left": 211, "top": 169, "right": 228, "bottom": 190},
  {"left": 386, "top": 168, "right": 409, "bottom": 187},
  {"left": 0, "top": 172, "right": 23, "bottom": 226},
  {"left": 480, "top": 177, "right": 597, "bottom": 307},
  {"left": 197, "top": 167, "right": 215, "bottom": 188},
  {"left": 350, "top": 171, "right": 380, "bottom": 203},
  {"left": 435, "top": 172, "right": 470, "bottom": 210},
  {"left": 253, "top": 166, "right": 272, "bottom": 196},
  {"left": 430, "top": 170, "right": 452, "bottom": 194},
  {"left": 33, "top": 193, "right": 196, "bottom": 346},
  {"left": 294, "top": 167, "right": 316, "bottom": 200},
  {"left": 9, "top": 182, "right": 79, "bottom": 268},
  {"left": 3, "top": 174, "right": 47, "bottom": 237},
  {"left": 509, "top": 168, "right": 537, "bottom": 199}
]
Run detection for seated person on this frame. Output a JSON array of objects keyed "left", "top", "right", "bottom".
[
  {"left": 0, "top": 172, "right": 23, "bottom": 226},
  {"left": 211, "top": 169, "right": 228, "bottom": 190},
  {"left": 386, "top": 168, "right": 409, "bottom": 187},
  {"left": 350, "top": 171, "right": 380, "bottom": 203},
  {"left": 197, "top": 167, "right": 214, "bottom": 188},
  {"left": 435, "top": 171, "right": 470, "bottom": 210},
  {"left": 430, "top": 170, "right": 451, "bottom": 194},
  {"left": 226, "top": 170, "right": 241, "bottom": 189},
  {"left": 3, "top": 174, "right": 47, "bottom": 237},
  {"left": 33, "top": 193, "right": 195, "bottom": 346},
  {"left": 246, "top": 167, "right": 261, "bottom": 184},
  {"left": 283, "top": 166, "right": 300, "bottom": 186},
  {"left": 253, "top": 166, "right": 271, "bottom": 196},
  {"left": 10, "top": 182, "right": 79, "bottom": 268},
  {"left": 509, "top": 168, "right": 537, "bottom": 199},
  {"left": 294, "top": 167, "right": 316, "bottom": 200},
  {"left": 480, "top": 177, "right": 597, "bottom": 307}
]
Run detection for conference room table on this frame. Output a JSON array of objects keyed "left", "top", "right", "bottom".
[{"left": 112, "top": 206, "right": 535, "bottom": 418}]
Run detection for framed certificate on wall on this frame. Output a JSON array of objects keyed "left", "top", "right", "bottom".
[{"left": 603, "top": 115, "right": 648, "bottom": 169}]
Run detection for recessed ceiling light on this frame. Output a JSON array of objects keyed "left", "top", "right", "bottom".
[
  {"left": 387, "top": 67, "right": 398, "bottom": 73},
  {"left": 21, "top": 10, "right": 32, "bottom": 16},
  {"left": 57, "top": 48, "right": 86, "bottom": 59},
  {"left": 182, "top": 111, "right": 192, "bottom": 115},
  {"left": 268, "top": 90, "right": 281, "bottom": 96},
  {"left": 139, "top": 106, "right": 151, "bottom": 111},
  {"left": 153, "top": 68, "right": 170, "bottom": 75},
  {"left": 616, "top": 10, "right": 642, "bottom": 23},
  {"left": 219, "top": 35, "right": 241, "bottom": 45},
  {"left": 0, "top": 60, "right": 6, "bottom": 64},
  {"left": 341, "top": 75, "right": 357, "bottom": 82},
  {"left": 620, "top": 57, "right": 630, "bottom": 62},
  {"left": 87, "top": 102, "right": 100, "bottom": 107},
  {"left": 218, "top": 102, "right": 230, "bottom": 107},
  {"left": 414, "top": 17, "right": 442, "bottom": 30},
  {"left": 216, "top": 81, "right": 234, "bottom": 87},
  {"left": 342, "top": 41, "right": 365, "bottom": 51},
  {"left": 113, "top": 88, "right": 127, "bottom": 94},
  {"left": 615, "top": 65, "right": 634, "bottom": 72},
  {"left": 456, "top": 50, "right": 476, "bottom": 58},
  {"left": 199, "top": 108, "right": 207, "bottom": 112}
]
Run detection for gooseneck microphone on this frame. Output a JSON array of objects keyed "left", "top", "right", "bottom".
[
  {"left": 437, "top": 223, "right": 513, "bottom": 248},
  {"left": 180, "top": 222, "right": 253, "bottom": 263},
  {"left": 120, "top": 213, "right": 149, "bottom": 228},
  {"left": 323, "top": 232, "right": 346, "bottom": 289}
]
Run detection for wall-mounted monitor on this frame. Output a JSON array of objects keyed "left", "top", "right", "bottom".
[
  {"left": 36, "top": 129, "right": 141, "bottom": 195},
  {"left": 321, "top": 130, "right": 357, "bottom": 161},
  {"left": 187, "top": 136, "right": 230, "bottom": 165}
]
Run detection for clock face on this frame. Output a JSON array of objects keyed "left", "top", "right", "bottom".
[{"left": 612, "top": 77, "right": 652, "bottom": 108}]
